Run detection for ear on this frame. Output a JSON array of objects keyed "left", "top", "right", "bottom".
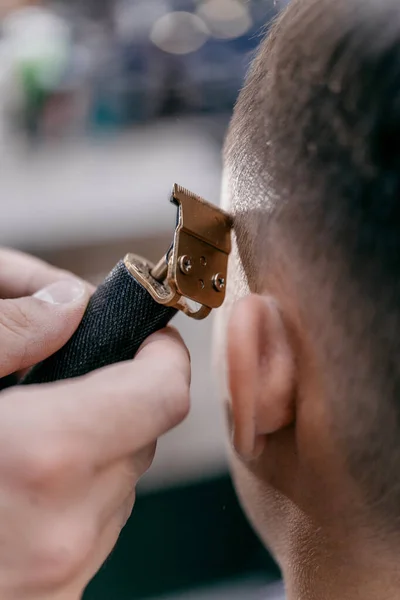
[{"left": 227, "top": 294, "right": 295, "bottom": 462}]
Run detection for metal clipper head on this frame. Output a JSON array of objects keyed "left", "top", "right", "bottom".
[{"left": 125, "top": 184, "right": 232, "bottom": 320}]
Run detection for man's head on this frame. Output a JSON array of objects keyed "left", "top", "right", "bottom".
[{"left": 215, "top": 0, "right": 400, "bottom": 589}]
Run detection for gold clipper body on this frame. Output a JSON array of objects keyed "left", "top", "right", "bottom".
[{"left": 125, "top": 184, "right": 233, "bottom": 320}]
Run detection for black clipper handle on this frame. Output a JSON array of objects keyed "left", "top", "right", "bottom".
[{"left": 20, "top": 260, "right": 177, "bottom": 385}]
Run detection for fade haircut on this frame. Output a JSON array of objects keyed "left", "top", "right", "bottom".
[{"left": 224, "top": 0, "right": 400, "bottom": 525}]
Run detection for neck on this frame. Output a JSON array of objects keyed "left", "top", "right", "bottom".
[
  {"left": 287, "top": 566, "right": 400, "bottom": 600},
  {"left": 284, "top": 521, "right": 400, "bottom": 600}
]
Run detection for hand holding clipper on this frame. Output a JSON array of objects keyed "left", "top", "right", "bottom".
[{"left": 20, "top": 185, "right": 232, "bottom": 385}]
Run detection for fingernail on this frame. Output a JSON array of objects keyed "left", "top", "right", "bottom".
[{"left": 34, "top": 279, "right": 86, "bottom": 305}]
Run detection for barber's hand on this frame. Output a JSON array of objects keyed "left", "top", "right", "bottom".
[{"left": 0, "top": 249, "right": 191, "bottom": 600}]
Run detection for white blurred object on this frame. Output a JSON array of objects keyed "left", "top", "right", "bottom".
[
  {"left": 150, "top": 11, "right": 209, "bottom": 55},
  {"left": 197, "top": 0, "right": 252, "bottom": 40},
  {"left": 0, "top": 42, "right": 21, "bottom": 145},
  {"left": 2, "top": 6, "right": 71, "bottom": 90},
  {"left": 0, "top": 120, "right": 222, "bottom": 249}
]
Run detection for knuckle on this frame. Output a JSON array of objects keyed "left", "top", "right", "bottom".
[
  {"left": 32, "top": 521, "right": 96, "bottom": 587},
  {"left": 135, "top": 444, "right": 156, "bottom": 476},
  {"left": 164, "top": 372, "right": 190, "bottom": 426},
  {"left": 142, "top": 443, "right": 156, "bottom": 471},
  {"left": 21, "top": 440, "right": 79, "bottom": 490},
  {"left": 121, "top": 493, "right": 136, "bottom": 527}
]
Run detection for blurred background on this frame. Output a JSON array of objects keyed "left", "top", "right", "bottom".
[{"left": 0, "top": 1, "right": 287, "bottom": 598}]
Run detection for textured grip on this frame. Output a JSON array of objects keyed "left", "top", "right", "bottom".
[{"left": 20, "top": 261, "right": 177, "bottom": 385}]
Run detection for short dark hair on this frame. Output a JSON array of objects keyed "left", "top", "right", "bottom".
[{"left": 226, "top": 0, "right": 400, "bottom": 526}]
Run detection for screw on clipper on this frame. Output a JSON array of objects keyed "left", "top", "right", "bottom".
[
  {"left": 213, "top": 273, "right": 226, "bottom": 292},
  {"left": 179, "top": 255, "right": 193, "bottom": 275}
]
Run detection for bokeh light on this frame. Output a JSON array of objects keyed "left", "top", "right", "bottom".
[
  {"left": 150, "top": 11, "right": 209, "bottom": 55},
  {"left": 197, "top": 0, "right": 252, "bottom": 40}
]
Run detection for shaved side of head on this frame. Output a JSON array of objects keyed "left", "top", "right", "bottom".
[{"left": 224, "top": 0, "right": 400, "bottom": 529}]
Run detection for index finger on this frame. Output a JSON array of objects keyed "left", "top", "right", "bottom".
[
  {"left": 3, "top": 329, "right": 191, "bottom": 468},
  {"left": 0, "top": 248, "right": 80, "bottom": 299}
]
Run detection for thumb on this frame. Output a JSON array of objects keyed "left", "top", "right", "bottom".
[{"left": 0, "top": 279, "right": 90, "bottom": 378}]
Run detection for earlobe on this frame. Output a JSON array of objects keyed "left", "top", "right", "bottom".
[{"left": 227, "top": 294, "right": 295, "bottom": 462}]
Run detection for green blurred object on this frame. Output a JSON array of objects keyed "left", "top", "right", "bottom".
[
  {"left": 16, "top": 50, "right": 70, "bottom": 135},
  {"left": 18, "top": 61, "right": 48, "bottom": 135},
  {"left": 2, "top": 5, "right": 72, "bottom": 136},
  {"left": 84, "top": 475, "right": 279, "bottom": 600}
]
